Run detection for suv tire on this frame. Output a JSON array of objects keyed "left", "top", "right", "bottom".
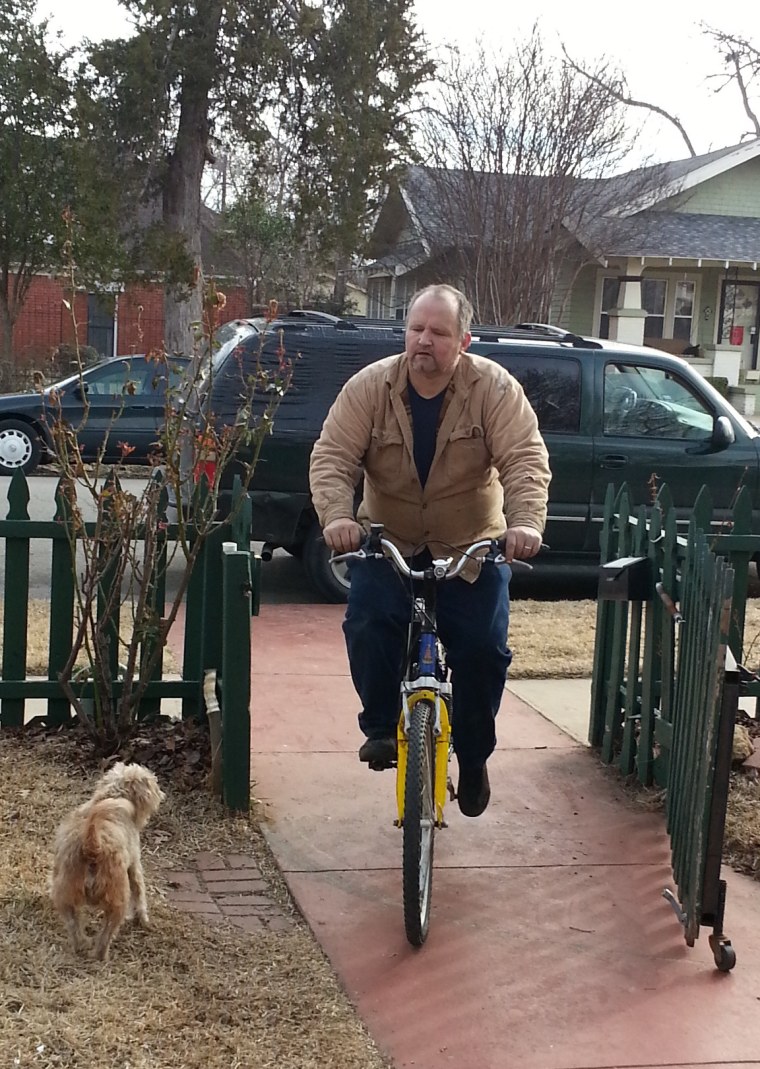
[{"left": 303, "top": 522, "right": 351, "bottom": 603}]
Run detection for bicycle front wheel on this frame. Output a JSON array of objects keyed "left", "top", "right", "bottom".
[{"left": 402, "top": 698, "right": 436, "bottom": 946}]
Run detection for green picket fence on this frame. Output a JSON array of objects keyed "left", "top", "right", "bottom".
[
  {"left": 0, "top": 469, "right": 259, "bottom": 810},
  {"left": 590, "top": 481, "right": 756, "bottom": 783},
  {"left": 589, "top": 481, "right": 759, "bottom": 970}
]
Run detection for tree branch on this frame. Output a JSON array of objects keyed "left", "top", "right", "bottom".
[
  {"left": 728, "top": 50, "right": 760, "bottom": 137},
  {"left": 562, "top": 46, "right": 696, "bottom": 157}
]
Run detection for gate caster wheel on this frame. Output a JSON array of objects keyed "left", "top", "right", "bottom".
[{"left": 709, "top": 934, "right": 736, "bottom": 972}]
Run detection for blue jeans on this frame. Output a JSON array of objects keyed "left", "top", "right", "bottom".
[{"left": 343, "top": 556, "right": 512, "bottom": 769}]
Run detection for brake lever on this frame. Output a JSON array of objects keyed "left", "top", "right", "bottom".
[
  {"left": 330, "top": 548, "right": 367, "bottom": 564},
  {"left": 492, "top": 541, "right": 550, "bottom": 570}
]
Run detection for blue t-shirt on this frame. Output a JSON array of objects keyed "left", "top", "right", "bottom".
[{"left": 408, "top": 380, "right": 447, "bottom": 488}]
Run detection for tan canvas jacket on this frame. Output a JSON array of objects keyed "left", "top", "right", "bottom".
[{"left": 309, "top": 350, "right": 551, "bottom": 579}]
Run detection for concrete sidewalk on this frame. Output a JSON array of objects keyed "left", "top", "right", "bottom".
[{"left": 196, "top": 603, "right": 760, "bottom": 1068}]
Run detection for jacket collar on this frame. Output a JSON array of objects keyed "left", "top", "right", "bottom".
[
  {"left": 384, "top": 351, "right": 482, "bottom": 489},
  {"left": 385, "top": 351, "right": 482, "bottom": 396}
]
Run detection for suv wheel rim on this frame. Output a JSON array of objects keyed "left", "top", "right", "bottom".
[
  {"left": 0, "top": 428, "right": 32, "bottom": 468},
  {"left": 329, "top": 556, "right": 351, "bottom": 593}
]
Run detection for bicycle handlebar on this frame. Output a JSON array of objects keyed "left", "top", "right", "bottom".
[{"left": 331, "top": 525, "right": 541, "bottom": 581}]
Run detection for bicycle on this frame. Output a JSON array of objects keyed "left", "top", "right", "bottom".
[{"left": 334, "top": 523, "right": 529, "bottom": 946}]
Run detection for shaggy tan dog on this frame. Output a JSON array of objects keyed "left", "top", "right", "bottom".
[{"left": 51, "top": 762, "right": 165, "bottom": 961}]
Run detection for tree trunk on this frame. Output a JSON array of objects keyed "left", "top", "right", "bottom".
[
  {"left": 162, "top": 3, "right": 223, "bottom": 356},
  {"left": 332, "top": 251, "right": 350, "bottom": 311},
  {"left": 0, "top": 296, "right": 14, "bottom": 366}
]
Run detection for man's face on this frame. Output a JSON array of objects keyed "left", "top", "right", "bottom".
[{"left": 405, "top": 294, "right": 471, "bottom": 379}]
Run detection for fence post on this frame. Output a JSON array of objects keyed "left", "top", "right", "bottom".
[
  {"left": 221, "top": 542, "right": 252, "bottom": 812},
  {"left": 652, "top": 484, "right": 678, "bottom": 787},
  {"left": 589, "top": 482, "right": 617, "bottom": 747},
  {"left": 182, "top": 528, "right": 205, "bottom": 720},
  {"left": 1, "top": 471, "right": 31, "bottom": 727},
  {"left": 722, "top": 485, "right": 753, "bottom": 663},
  {"left": 619, "top": 502, "right": 649, "bottom": 776},
  {"left": 600, "top": 486, "right": 632, "bottom": 765},
  {"left": 637, "top": 496, "right": 663, "bottom": 785},
  {"left": 47, "top": 478, "right": 76, "bottom": 725}
]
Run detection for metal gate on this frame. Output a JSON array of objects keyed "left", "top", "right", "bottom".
[
  {"left": 591, "top": 483, "right": 747, "bottom": 971},
  {"left": 662, "top": 522, "right": 738, "bottom": 972}
]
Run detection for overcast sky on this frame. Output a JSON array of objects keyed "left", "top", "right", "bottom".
[{"left": 41, "top": 0, "right": 755, "bottom": 165}]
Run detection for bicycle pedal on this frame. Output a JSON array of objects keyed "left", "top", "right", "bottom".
[{"left": 368, "top": 758, "right": 397, "bottom": 772}]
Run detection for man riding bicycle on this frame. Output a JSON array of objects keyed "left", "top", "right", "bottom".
[{"left": 309, "top": 284, "right": 551, "bottom": 817}]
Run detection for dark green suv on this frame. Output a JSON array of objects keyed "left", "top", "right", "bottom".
[{"left": 182, "top": 312, "right": 758, "bottom": 601}]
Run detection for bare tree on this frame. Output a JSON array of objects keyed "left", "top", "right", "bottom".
[
  {"left": 562, "top": 46, "right": 697, "bottom": 158},
  {"left": 412, "top": 31, "right": 663, "bottom": 325},
  {"left": 702, "top": 25, "right": 760, "bottom": 140},
  {"left": 566, "top": 26, "right": 760, "bottom": 156}
]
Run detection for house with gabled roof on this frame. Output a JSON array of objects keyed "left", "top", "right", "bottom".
[{"left": 366, "top": 140, "right": 760, "bottom": 392}]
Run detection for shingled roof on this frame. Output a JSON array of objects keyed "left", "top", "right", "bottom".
[
  {"left": 579, "top": 210, "right": 760, "bottom": 263},
  {"left": 370, "top": 140, "right": 760, "bottom": 269}
]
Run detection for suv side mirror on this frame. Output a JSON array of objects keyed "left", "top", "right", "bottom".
[
  {"left": 73, "top": 383, "right": 89, "bottom": 400},
  {"left": 712, "top": 414, "right": 735, "bottom": 449}
]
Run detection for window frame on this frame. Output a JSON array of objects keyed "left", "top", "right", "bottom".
[{"left": 595, "top": 271, "right": 700, "bottom": 343}]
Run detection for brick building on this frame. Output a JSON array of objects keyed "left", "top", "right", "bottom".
[
  {"left": 10, "top": 206, "right": 251, "bottom": 369},
  {"left": 11, "top": 274, "right": 250, "bottom": 366}
]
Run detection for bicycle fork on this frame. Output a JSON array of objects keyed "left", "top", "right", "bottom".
[{"left": 395, "top": 685, "right": 452, "bottom": 828}]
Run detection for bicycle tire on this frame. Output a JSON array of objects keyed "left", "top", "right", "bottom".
[{"left": 402, "top": 698, "right": 436, "bottom": 946}]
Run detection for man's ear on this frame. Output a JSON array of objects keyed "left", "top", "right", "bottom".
[{"left": 461, "top": 331, "right": 472, "bottom": 351}]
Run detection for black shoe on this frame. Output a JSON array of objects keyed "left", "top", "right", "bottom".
[
  {"left": 457, "top": 764, "right": 490, "bottom": 817},
  {"left": 358, "top": 736, "right": 397, "bottom": 771}
]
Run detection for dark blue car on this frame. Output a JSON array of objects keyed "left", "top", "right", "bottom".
[{"left": 0, "top": 355, "right": 189, "bottom": 475}]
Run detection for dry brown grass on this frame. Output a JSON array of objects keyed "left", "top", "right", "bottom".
[
  {"left": 0, "top": 601, "right": 179, "bottom": 676},
  {"left": 0, "top": 733, "right": 389, "bottom": 1069},
  {"left": 506, "top": 598, "right": 760, "bottom": 679},
  {"left": 508, "top": 599, "right": 597, "bottom": 677}
]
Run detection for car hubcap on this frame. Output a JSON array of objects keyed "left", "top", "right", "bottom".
[
  {"left": 0, "top": 428, "right": 32, "bottom": 468},
  {"left": 329, "top": 556, "right": 351, "bottom": 593}
]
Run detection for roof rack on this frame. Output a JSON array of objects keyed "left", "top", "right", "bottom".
[
  {"left": 266, "top": 310, "right": 603, "bottom": 348},
  {"left": 470, "top": 323, "right": 603, "bottom": 349}
]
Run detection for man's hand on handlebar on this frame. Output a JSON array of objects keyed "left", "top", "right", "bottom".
[
  {"left": 323, "top": 517, "right": 364, "bottom": 554},
  {"left": 503, "top": 525, "right": 543, "bottom": 562}
]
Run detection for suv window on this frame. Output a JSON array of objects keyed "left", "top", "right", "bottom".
[
  {"left": 603, "top": 362, "right": 714, "bottom": 440},
  {"left": 499, "top": 354, "right": 581, "bottom": 433}
]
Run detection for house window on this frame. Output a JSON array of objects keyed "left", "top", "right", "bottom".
[
  {"left": 673, "top": 280, "right": 695, "bottom": 341},
  {"left": 641, "top": 279, "right": 666, "bottom": 339},
  {"left": 597, "top": 275, "right": 696, "bottom": 342}
]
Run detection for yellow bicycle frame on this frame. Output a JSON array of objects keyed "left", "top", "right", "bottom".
[{"left": 395, "top": 688, "right": 451, "bottom": 827}]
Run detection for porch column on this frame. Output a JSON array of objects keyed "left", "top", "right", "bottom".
[{"left": 607, "top": 259, "right": 647, "bottom": 345}]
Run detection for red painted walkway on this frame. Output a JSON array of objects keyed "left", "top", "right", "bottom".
[{"left": 173, "top": 601, "right": 760, "bottom": 1069}]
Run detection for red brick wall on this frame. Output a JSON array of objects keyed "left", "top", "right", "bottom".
[
  {"left": 221, "top": 287, "right": 249, "bottom": 321},
  {"left": 117, "top": 285, "right": 165, "bottom": 355},
  {"left": 12, "top": 278, "right": 252, "bottom": 363},
  {"left": 10, "top": 276, "right": 82, "bottom": 363}
]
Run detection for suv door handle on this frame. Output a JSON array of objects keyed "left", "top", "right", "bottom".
[{"left": 599, "top": 454, "right": 628, "bottom": 469}]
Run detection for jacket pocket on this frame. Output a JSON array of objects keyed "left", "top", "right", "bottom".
[
  {"left": 444, "top": 424, "right": 489, "bottom": 479},
  {"left": 365, "top": 428, "right": 407, "bottom": 486}
]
